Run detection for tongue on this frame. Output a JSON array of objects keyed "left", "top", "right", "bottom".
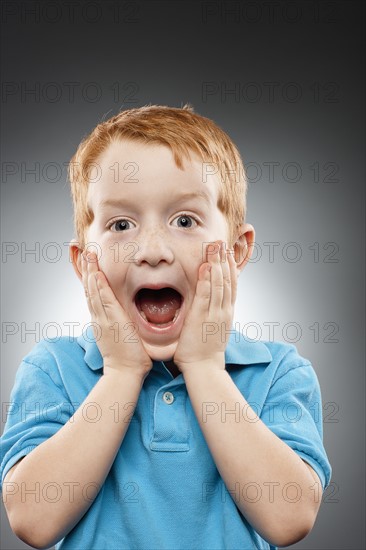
[{"left": 136, "top": 288, "right": 181, "bottom": 324}]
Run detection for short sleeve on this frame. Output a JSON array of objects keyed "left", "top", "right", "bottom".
[
  {"left": 0, "top": 359, "right": 74, "bottom": 491},
  {"left": 260, "top": 363, "right": 332, "bottom": 491}
]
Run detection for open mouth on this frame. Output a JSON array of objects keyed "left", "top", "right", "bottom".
[{"left": 134, "top": 287, "right": 183, "bottom": 328}]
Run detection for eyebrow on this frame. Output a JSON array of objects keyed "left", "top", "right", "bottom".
[{"left": 98, "top": 191, "right": 212, "bottom": 210}]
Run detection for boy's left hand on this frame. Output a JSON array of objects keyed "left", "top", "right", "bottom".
[{"left": 173, "top": 240, "right": 237, "bottom": 374}]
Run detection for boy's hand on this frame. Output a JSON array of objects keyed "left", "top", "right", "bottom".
[
  {"left": 173, "top": 241, "right": 237, "bottom": 374},
  {"left": 81, "top": 251, "right": 153, "bottom": 378}
]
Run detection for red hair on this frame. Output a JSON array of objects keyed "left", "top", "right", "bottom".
[{"left": 68, "top": 104, "right": 247, "bottom": 249}]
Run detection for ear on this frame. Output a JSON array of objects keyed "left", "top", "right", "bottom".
[
  {"left": 69, "top": 239, "right": 84, "bottom": 282},
  {"left": 233, "top": 223, "right": 255, "bottom": 275}
]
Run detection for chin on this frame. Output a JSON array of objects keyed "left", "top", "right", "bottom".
[{"left": 142, "top": 340, "right": 177, "bottom": 362}]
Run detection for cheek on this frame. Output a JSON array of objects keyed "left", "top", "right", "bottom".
[
  {"left": 98, "top": 252, "right": 126, "bottom": 286},
  {"left": 190, "top": 248, "right": 203, "bottom": 264},
  {"left": 187, "top": 241, "right": 207, "bottom": 263},
  {"left": 100, "top": 267, "right": 126, "bottom": 306},
  {"left": 183, "top": 251, "right": 203, "bottom": 299},
  {"left": 184, "top": 241, "right": 212, "bottom": 285}
]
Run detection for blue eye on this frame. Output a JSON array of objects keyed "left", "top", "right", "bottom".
[
  {"left": 108, "top": 219, "right": 133, "bottom": 232},
  {"left": 173, "top": 214, "right": 199, "bottom": 229}
]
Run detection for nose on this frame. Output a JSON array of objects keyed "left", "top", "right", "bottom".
[{"left": 133, "top": 227, "right": 175, "bottom": 267}]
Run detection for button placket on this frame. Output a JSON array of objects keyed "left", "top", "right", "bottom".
[{"left": 150, "top": 388, "right": 190, "bottom": 451}]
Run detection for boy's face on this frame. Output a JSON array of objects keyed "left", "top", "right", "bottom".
[{"left": 71, "top": 138, "right": 254, "bottom": 362}]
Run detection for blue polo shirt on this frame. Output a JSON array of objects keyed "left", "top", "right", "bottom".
[{"left": 0, "top": 328, "right": 332, "bottom": 549}]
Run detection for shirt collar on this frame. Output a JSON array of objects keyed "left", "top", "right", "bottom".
[{"left": 76, "top": 327, "right": 272, "bottom": 372}]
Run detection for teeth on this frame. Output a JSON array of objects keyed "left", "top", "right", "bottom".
[{"left": 137, "top": 306, "right": 181, "bottom": 325}]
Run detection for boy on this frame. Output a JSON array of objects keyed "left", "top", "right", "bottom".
[{"left": 1, "top": 104, "right": 332, "bottom": 549}]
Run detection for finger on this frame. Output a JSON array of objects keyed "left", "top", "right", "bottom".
[
  {"left": 81, "top": 252, "right": 96, "bottom": 318},
  {"left": 221, "top": 241, "right": 232, "bottom": 311},
  {"left": 208, "top": 241, "right": 224, "bottom": 314},
  {"left": 86, "top": 252, "right": 109, "bottom": 324},
  {"left": 194, "top": 262, "right": 212, "bottom": 316},
  {"left": 205, "top": 242, "right": 218, "bottom": 263},
  {"left": 227, "top": 247, "right": 238, "bottom": 306},
  {"left": 94, "top": 271, "right": 128, "bottom": 325}
]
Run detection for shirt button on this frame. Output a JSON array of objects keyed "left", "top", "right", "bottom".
[{"left": 162, "top": 391, "right": 175, "bottom": 404}]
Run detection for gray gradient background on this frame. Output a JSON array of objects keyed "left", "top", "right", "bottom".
[{"left": 1, "top": 1, "right": 365, "bottom": 549}]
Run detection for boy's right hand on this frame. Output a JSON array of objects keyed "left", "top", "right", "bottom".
[{"left": 81, "top": 251, "right": 153, "bottom": 379}]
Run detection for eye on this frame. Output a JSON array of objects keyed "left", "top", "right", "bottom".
[
  {"left": 172, "top": 214, "right": 199, "bottom": 229},
  {"left": 107, "top": 214, "right": 199, "bottom": 232},
  {"left": 107, "top": 219, "right": 135, "bottom": 232}
]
